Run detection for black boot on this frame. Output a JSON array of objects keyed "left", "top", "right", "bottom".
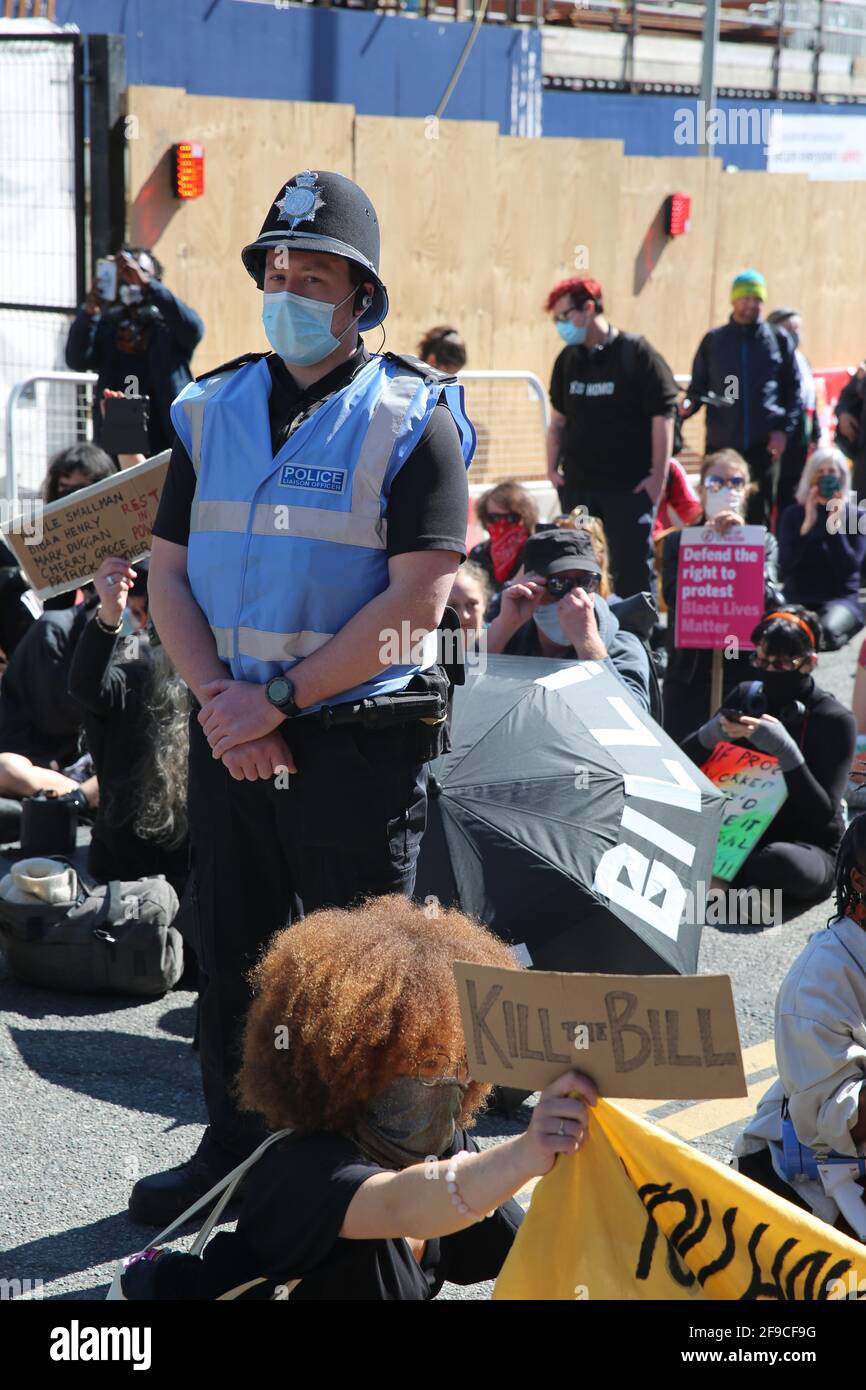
[{"left": 128, "top": 1130, "right": 243, "bottom": 1227}]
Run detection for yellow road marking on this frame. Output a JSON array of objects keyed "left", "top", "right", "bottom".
[
  {"left": 655, "top": 1075, "right": 777, "bottom": 1141},
  {"left": 740, "top": 1039, "right": 777, "bottom": 1074}
]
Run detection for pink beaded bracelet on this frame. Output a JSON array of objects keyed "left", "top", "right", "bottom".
[{"left": 444, "top": 1150, "right": 493, "bottom": 1221}]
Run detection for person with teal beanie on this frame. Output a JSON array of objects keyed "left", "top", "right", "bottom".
[{"left": 682, "top": 268, "right": 801, "bottom": 528}]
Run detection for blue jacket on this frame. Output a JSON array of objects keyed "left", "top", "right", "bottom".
[
  {"left": 65, "top": 279, "right": 204, "bottom": 454},
  {"left": 170, "top": 353, "right": 475, "bottom": 707},
  {"left": 687, "top": 318, "right": 801, "bottom": 454}
]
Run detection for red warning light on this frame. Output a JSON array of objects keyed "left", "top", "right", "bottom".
[
  {"left": 172, "top": 143, "right": 205, "bottom": 200},
  {"left": 664, "top": 192, "right": 691, "bottom": 237}
]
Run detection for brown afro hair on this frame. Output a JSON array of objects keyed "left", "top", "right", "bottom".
[{"left": 234, "top": 895, "right": 519, "bottom": 1135}]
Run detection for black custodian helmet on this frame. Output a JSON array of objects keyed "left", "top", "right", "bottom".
[{"left": 241, "top": 170, "right": 389, "bottom": 331}]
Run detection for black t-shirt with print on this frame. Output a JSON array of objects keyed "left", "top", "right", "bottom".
[
  {"left": 152, "top": 343, "right": 469, "bottom": 559},
  {"left": 549, "top": 329, "right": 678, "bottom": 490}
]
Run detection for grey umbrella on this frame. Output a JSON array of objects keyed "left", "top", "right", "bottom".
[{"left": 415, "top": 654, "right": 725, "bottom": 975}]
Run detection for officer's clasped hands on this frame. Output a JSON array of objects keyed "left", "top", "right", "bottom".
[{"left": 198, "top": 678, "right": 297, "bottom": 776}]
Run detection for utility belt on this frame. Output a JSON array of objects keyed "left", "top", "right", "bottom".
[
  {"left": 315, "top": 662, "right": 454, "bottom": 762},
  {"left": 191, "top": 607, "right": 464, "bottom": 764}
]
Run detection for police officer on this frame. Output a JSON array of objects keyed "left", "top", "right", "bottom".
[{"left": 132, "top": 171, "right": 474, "bottom": 1224}]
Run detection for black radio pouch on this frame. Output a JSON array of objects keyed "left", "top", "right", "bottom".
[{"left": 409, "top": 606, "right": 466, "bottom": 763}]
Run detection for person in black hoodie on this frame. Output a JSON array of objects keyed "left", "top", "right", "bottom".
[
  {"left": 682, "top": 270, "right": 801, "bottom": 528},
  {"left": 65, "top": 248, "right": 203, "bottom": 457},
  {"left": 681, "top": 607, "right": 855, "bottom": 905},
  {"left": 68, "top": 557, "right": 189, "bottom": 895}
]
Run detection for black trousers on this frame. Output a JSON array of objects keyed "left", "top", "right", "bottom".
[
  {"left": 187, "top": 711, "right": 429, "bottom": 1158},
  {"left": 775, "top": 435, "right": 809, "bottom": 521},
  {"left": 558, "top": 481, "right": 655, "bottom": 598},
  {"left": 733, "top": 838, "right": 835, "bottom": 904},
  {"left": 743, "top": 439, "right": 777, "bottom": 529}
]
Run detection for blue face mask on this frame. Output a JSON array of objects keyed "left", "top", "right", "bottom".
[
  {"left": 262, "top": 287, "right": 358, "bottom": 366},
  {"left": 534, "top": 601, "right": 571, "bottom": 647},
  {"left": 556, "top": 320, "right": 587, "bottom": 347}
]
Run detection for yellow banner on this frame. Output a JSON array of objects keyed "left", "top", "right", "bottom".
[{"left": 494, "top": 1099, "right": 866, "bottom": 1301}]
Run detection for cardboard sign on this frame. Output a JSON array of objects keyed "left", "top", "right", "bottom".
[
  {"left": 674, "top": 524, "right": 765, "bottom": 650},
  {"left": 700, "top": 740, "right": 788, "bottom": 882},
  {"left": 1, "top": 451, "right": 170, "bottom": 599},
  {"left": 454, "top": 962, "right": 746, "bottom": 1099}
]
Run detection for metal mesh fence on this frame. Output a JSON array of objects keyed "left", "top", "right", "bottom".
[
  {"left": 458, "top": 372, "right": 550, "bottom": 487},
  {"left": 0, "top": 35, "right": 83, "bottom": 486},
  {"left": 5, "top": 367, "right": 97, "bottom": 501}
]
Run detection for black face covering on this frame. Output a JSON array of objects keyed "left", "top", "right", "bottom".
[{"left": 759, "top": 669, "right": 813, "bottom": 711}]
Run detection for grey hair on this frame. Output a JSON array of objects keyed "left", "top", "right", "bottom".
[
  {"left": 795, "top": 446, "right": 849, "bottom": 508},
  {"left": 133, "top": 642, "right": 189, "bottom": 850}
]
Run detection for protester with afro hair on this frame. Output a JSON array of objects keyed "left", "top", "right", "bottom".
[{"left": 119, "top": 895, "right": 596, "bottom": 1300}]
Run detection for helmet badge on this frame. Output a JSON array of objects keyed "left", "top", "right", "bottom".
[{"left": 275, "top": 171, "right": 325, "bottom": 230}]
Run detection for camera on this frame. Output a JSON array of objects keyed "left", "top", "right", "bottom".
[{"left": 722, "top": 681, "right": 806, "bottom": 725}]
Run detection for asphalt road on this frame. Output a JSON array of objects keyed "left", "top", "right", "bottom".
[{"left": 1, "top": 629, "right": 863, "bottom": 1302}]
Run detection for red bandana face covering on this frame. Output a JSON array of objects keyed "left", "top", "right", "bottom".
[{"left": 487, "top": 518, "right": 529, "bottom": 584}]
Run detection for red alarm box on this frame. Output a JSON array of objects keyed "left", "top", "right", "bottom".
[
  {"left": 172, "top": 143, "right": 205, "bottom": 200},
  {"left": 664, "top": 192, "right": 691, "bottom": 237}
]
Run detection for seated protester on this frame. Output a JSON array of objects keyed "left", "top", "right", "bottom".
[
  {"left": 682, "top": 607, "right": 855, "bottom": 906},
  {"left": 0, "top": 538, "right": 41, "bottom": 661},
  {"left": 469, "top": 480, "right": 538, "bottom": 611},
  {"left": 777, "top": 446, "right": 866, "bottom": 652},
  {"left": 847, "top": 639, "right": 866, "bottom": 810},
  {"left": 651, "top": 457, "right": 702, "bottom": 542},
  {"left": 0, "top": 599, "right": 96, "bottom": 807},
  {"left": 120, "top": 896, "right": 597, "bottom": 1300},
  {"left": 41, "top": 442, "right": 119, "bottom": 614},
  {"left": 486, "top": 528, "right": 652, "bottom": 714},
  {"left": 662, "top": 449, "right": 784, "bottom": 745},
  {"left": 0, "top": 441, "right": 118, "bottom": 656},
  {"left": 734, "top": 814, "right": 866, "bottom": 1241},
  {"left": 68, "top": 557, "right": 189, "bottom": 895},
  {"left": 447, "top": 561, "right": 490, "bottom": 640}
]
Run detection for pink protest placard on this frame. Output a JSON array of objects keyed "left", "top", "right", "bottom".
[{"left": 674, "top": 525, "right": 765, "bottom": 650}]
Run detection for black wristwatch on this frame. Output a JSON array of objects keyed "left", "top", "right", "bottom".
[{"left": 265, "top": 674, "right": 301, "bottom": 718}]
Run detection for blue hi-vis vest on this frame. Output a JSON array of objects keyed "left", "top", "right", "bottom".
[{"left": 169, "top": 353, "right": 475, "bottom": 708}]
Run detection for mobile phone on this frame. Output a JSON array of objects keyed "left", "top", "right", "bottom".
[
  {"left": 101, "top": 395, "right": 150, "bottom": 457},
  {"left": 94, "top": 257, "right": 118, "bottom": 304}
]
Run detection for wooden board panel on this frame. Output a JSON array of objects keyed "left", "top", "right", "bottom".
[
  {"left": 353, "top": 114, "right": 500, "bottom": 369},
  {"left": 612, "top": 153, "right": 721, "bottom": 381},
  {"left": 491, "top": 135, "right": 623, "bottom": 393}
]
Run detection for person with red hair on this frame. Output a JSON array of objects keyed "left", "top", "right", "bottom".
[{"left": 544, "top": 276, "right": 678, "bottom": 598}]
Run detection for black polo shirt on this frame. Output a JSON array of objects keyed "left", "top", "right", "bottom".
[
  {"left": 153, "top": 343, "right": 469, "bottom": 558},
  {"left": 549, "top": 328, "right": 678, "bottom": 490}
]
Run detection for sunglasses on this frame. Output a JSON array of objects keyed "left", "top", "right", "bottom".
[
  {"left": 416, "top": 1053, "right": 470, "bottom": 1085},
  {"left": 705, "top": 475, "right": 748, "bottom": 491},
  {"left": 749, "top": 652, "right": 806, "bottom": 672},
  {"left": 545, "top": 571, "right": 599, "bottom": 598},
  {"left": 487, "top": 511, "right": 522, "bottom": 525}
]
